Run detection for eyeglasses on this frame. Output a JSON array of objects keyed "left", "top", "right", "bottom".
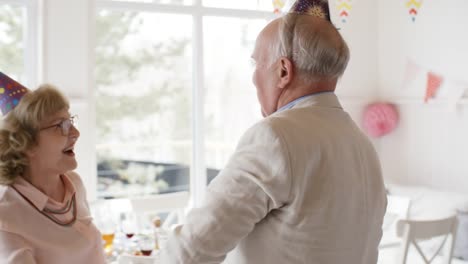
[{"left": 39, "top": 115, "right": 77, "bottom": 136}]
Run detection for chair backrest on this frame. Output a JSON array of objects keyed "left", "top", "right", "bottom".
[
  {"left": 396, "top": 215, "right": 459, "bottom": 264},
  {"left": 130, "top": 191, "right": 189, "bottom": 230},
  {"left": 89, "top": 191, "right": 189, "bottom": 238},
  {"left": 383, "top": 195, "right": 411, "bottom": 233},
  {"left": 388, "top": 195, "right": 411, "bottom": 218}
]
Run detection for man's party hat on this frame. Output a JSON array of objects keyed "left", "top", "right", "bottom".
[{"left": 289, "top": 0, "right": 331, "bottom": 22}]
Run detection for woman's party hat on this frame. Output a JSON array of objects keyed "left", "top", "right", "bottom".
[{"left": 0, "top": 72, "right": 29, "bottom": 115}]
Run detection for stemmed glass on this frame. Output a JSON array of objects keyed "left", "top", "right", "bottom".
[
  {"left": 115, "top": 211, "right": 138, "bottom": 256},
  {"left": 138, "top": 235, "right": 156, "bottom": 256},
  {"left": 92, "top": 203, "right": 117, "bottom": 259},
  {"left": 120, "top": 212, "right": 138, "bottom": 243}
]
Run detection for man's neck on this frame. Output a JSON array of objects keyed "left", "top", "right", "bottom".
[{"left": 277, "top": 80, "right": 336, "bottom": 110}]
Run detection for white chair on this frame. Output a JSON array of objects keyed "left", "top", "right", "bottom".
[
  {"left": 380, "top": 195, "right": 411, "bottom": 249},
  {"left": 90, "top": 192, "right": 189, "bottom": 235},
  {"left": 396, "top": 215, "right": 459, "bottom": 264},
  {"left": 129, "top": 191, "right": 189, "bottom": 230}
]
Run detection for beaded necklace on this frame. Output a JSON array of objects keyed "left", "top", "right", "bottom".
[{"left": 11, "top": 185, "right": 77, "bottom": 227}]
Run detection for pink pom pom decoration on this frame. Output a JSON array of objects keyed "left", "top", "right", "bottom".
[{"left": 362, "top": 103, "right": 399, "bottom": 138}]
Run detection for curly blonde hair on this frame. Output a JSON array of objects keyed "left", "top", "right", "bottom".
[{"left": 0, "top": 84, "right": 69, "bottom": 185}]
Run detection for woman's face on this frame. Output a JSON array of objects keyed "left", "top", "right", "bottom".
[{"left": 27, "top": 108, "right": 80, "bottom": 175}]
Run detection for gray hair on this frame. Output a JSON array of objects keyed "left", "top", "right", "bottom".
[{"left": 269, "top": 13, "right": 350, "bottom": 83}]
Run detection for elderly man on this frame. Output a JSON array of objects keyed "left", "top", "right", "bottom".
[{"left": 162, "top": 0, "right": 387, "bottom": 263}]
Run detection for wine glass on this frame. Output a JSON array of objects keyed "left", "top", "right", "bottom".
[
  {"left": 120, "top": 211, "right": 138, "bottom": 254},
  {"left": 121, "top": 212, "right": 138, "bottom": 240},
  {"left": 138, "top": 235, "right": 156, "bottom": 256}
]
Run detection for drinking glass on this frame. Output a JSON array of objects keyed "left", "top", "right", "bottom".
[
  {"left": 121, "top": 212, "right": 138, "bottom": 240},
  {"left": 92, "top": 203, "right": 117, "bottom": 254},
  {"left": 138, "top": 235, "right": 156, "bottom": 256}
]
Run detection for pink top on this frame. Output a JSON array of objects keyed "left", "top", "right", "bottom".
[{"left": 0, "top": 172, "right": 106, "bottom": 264}]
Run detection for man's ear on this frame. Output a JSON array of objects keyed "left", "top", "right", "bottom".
[{"left": 277, "top": 57, "right": 293, "bottom": 89}]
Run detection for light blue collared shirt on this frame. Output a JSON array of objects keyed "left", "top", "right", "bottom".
[{"left": 276, "top": 91, "right": 334, "bottom": 113}]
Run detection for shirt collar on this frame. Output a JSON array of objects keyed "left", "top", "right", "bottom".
[
  {"left": 276, "top": 91, "right": 337, "bottom": 113},
  {"left": 12, "top": 174, "right": 76, "bottom": 211}
]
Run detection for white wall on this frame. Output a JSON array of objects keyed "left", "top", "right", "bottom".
[
  {"left": 333, "top": 0, "right": 379, "bottom": 99},
  {"left": 378, "top": 0, "right": 468, "bottom": 193},
  {"left": 333, "top": 0, "right": 379, "bottom": 144}
]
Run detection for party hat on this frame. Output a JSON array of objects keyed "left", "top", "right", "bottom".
[
  {"left": 290, "top": 0, "right": 331, "bottom": 22},
  {"left": 0, "top": 72, "right": 29, "bottom": 115}
]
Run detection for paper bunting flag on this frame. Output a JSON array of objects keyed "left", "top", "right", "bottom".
[
  {"left": 402, "top": 59, "right": 422, "bottom": 89},
  {"left": 272, "top": 0, "right": 286, "bottom": 14},
  {"left": 424, "top": 71, "right": 443, "bottom": 103},
  {"left": 445, "top": 80, "right": 468, "bottom": 111},
  {"left": 399, "top": 59, "right": 467, "bottom": 105},
  {"left": 405, "top": 0, "right": 423, "bottom": 22},
  {"left": 336, "top": 0, "right": 352, "bottom": 23}
]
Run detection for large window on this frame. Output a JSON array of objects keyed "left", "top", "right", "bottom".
[
  {"left": 95, "top": 10, "right": 193, "bottom": 198},
  {"left": 203, "top": 17, "right": 264, "bottom": 170},
  {"left": 0, "top": 0, "right": 36, "bottom": 85},
  {"left": 95, "top": 0, "right": 274, "bottom": 201},
  {"left": 203, "top": 0, "right": 272, "bottom": 11}
]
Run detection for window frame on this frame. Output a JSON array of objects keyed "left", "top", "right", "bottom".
[
  {"left": 95, "top": 0, "right": 275, "bottom": 206},
  {"left": 0, "top": 0, "right": 39, "bottom": 87}
]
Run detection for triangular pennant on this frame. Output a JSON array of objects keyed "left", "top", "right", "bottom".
[
  {"left": 402, "top": 58, "right": 422, "bottom": 89},
  {"left": 445, "top": 80, "right": 468, "bottom": 111},
  {"left": 424, "top": 71, "right": 443, "bottom": 103},
  {"left": 336, "top": 0, "right": 352, "bottom": 24},
  {"left": 272, "top": 0, "right": 286, "bottom": 14},
  {"left": 405, "top": 0, "right": 423, "bottom": 22},
  {"left": 445, "top": 81, "right": 466, "bottom": 100}
]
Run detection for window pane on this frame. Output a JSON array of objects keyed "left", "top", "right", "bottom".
[
  {"left": 203, "top": 17, "right": 266, "bottom": 180},
  {"left": 95, "top": 10, "right": 192, "bottom": 198},
  {"left": 202, "top": 0, "right": 274, "bottom": 11},
  {"left": 0, "top": 4, "right": 26, "bottom": 82},
  {"left": 104, "top": 0, "right": 192, "bottom": 5}
]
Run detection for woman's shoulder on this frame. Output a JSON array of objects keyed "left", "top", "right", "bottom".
[
  {"left": 0, "top": 186, "right": 21, "bottom": 209},
  {"left": 0, "top": 185, "right": 8, "bottom": 202},
  {"left": 0, "top": 187, "right": 31, "bottom": 232}
]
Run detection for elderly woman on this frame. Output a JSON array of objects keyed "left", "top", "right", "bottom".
[{"left": 0, "top": 73, "right": 105, "bottom": 263}]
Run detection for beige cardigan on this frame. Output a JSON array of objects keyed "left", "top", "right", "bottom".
[{"left": 162, "top": 93, "right": 387, "bottom": 264}]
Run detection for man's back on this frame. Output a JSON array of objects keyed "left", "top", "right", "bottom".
[
  {"left": 223, "top": 92, "right": 387, "bottom": 263},
  {"left": 162, "top": 93, "right": 386, "bottom": 264}
]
